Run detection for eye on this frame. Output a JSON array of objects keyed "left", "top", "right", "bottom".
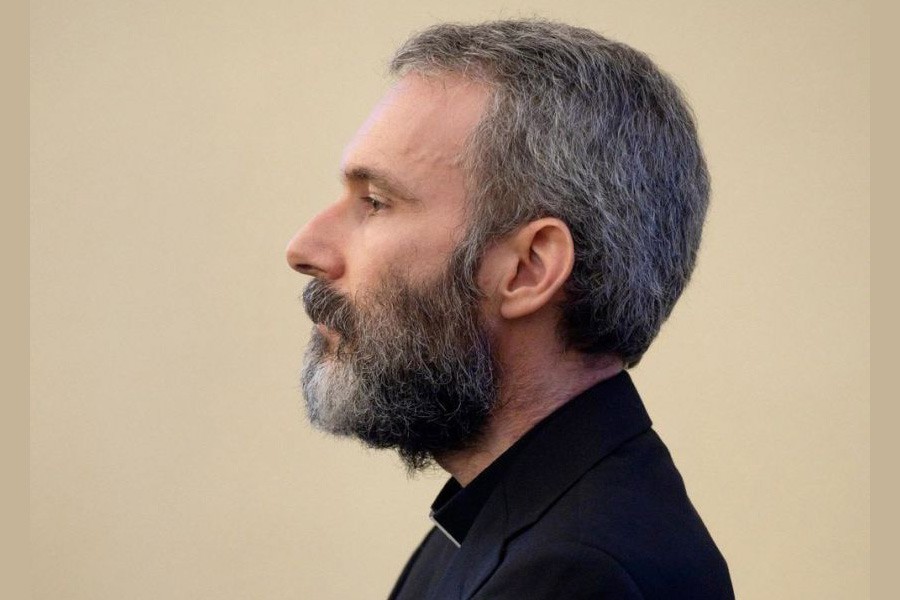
[{"left": 362, "top": 195, "right": 387, "bottom": 214}]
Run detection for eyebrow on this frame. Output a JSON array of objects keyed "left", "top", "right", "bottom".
[{"left": 341, "top": 165, "right": 422, "bottom": 204}]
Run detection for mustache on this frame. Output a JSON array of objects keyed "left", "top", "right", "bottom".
[{"left": 301, "top": 279, "right": 358, "bottom": 336}]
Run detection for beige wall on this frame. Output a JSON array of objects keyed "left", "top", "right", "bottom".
[{"left": 30, "top": 1, "right": 870, "bottom": 598}]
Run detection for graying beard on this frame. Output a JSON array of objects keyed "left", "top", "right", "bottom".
[{"left": 299, "top": 261, "right": 499, "bottom": 471}]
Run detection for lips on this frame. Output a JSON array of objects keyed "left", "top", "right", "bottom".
[{"left": 303, "top": 279, "right": 357, "bottom": 340}]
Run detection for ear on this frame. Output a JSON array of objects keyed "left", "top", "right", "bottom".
[{"left": 481, "top": 218, "right": 575, "bottom": 321}]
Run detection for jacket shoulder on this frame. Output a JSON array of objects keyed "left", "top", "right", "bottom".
[{"left": 501, "top": 429, "right": 734, "bottom": 598}]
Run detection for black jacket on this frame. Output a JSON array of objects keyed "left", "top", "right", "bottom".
[{"left": 388, "top": 371, "right": 734, "bottom": 599}]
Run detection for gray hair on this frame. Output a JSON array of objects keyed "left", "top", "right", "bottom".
[{"left": 390, "top": 20, "right": 710, "bottom": 367}]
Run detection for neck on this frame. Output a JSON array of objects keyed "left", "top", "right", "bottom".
[{"left": 435, "top": 353, "right": 624, "bottom": 486}]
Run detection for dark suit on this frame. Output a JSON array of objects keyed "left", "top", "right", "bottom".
[{"left": 389, "top": 371, "right": 734, "bottom": 599}]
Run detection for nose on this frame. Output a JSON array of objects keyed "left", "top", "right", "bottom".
[{"left": 285, "top": 203, "right": 345, "bottom": 280}]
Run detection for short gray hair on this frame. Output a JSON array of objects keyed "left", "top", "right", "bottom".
[{"left": 390, "top": 20, "right": 710, "bottom": 367}]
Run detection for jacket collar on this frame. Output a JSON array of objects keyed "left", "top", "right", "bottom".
[{"left": 427, "top": 370, "right": 652, "bottom": 600}]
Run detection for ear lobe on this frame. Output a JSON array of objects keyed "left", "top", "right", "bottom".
[{"left": 498, "top": 218, "right": 575, "bottom": 320}]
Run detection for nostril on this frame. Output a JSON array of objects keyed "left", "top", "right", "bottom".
[
  {"left": 285, "top": 240, "right": 317, "bottom": 275},
  {"left": 293, "top": 262, "right": 319, "bottom": 276}
]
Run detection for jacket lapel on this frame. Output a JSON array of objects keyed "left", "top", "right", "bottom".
[{"left": 430, "top": 371, "right": 653, "bottom": 600}]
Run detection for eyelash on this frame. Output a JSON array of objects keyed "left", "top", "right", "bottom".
[{"left": 362, "top": 196, "right": 387, "bottom": 214}]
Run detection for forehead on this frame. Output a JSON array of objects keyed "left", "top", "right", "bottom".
[{"left": 341, "top": 73, "right": 490, "bottom": 201}]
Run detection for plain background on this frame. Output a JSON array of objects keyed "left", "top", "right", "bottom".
[{"left": 29, "top": 1, "right": 870, "bottom": 598}]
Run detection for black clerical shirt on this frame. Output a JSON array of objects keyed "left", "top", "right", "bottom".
[
  {"left": 388, "top": 428, "right": 531, "bottom": 599},
  {"left": 388, "top": 388, "right": 580, "bottom": 600},
  {"left": 429, "top": 439, "right": 525, "bottom": 548}
]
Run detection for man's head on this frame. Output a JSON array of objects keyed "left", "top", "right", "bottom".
[
  {"left": 389, "top": 20, "right": 710, "bottom": 367},
  {"left": 286, "top": 20, "right": 708, "bottom": 468}
]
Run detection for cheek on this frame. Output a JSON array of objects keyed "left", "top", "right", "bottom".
[
  {"left": 341, "top": 232, "right": 421, "bottom": 292},
  {"left": 352, "top": 221, "right": 463, "bottom": 283}
]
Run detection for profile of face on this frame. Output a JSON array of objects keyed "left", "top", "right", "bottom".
[{"left": 285, "top": 75, "right": 497, "bottom": 470}]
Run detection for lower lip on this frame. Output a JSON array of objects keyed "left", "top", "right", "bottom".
[{"left": 316, "top": 323, "right": 340, "bottom": 345}]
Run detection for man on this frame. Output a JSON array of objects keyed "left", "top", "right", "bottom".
[{"left": 286, "top": 19, "right": 733, "bottom": 599}]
